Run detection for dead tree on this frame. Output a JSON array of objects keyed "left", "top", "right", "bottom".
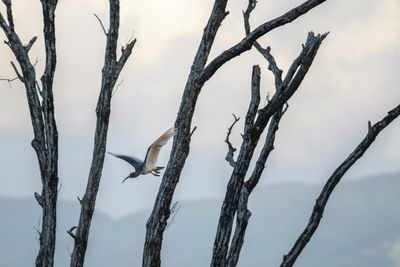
[
  {"left": 223, "top": 56, "right": 288, "bottom": 267},
  {"left": 212, "top": 31, "right": 328, "bottom": 266},
  {"left": 212, "top": 1, "right": 326, "bottom": 265},
  {"left": 1, "top": 0, "right": 135, "bottom": 266},
  {"left": 143, "top": 0, "right": 329, "bottom": 266},
  {"left": 0, "top": 1, "right": 59, "bottom": 266},
  {"left": 280, "top": 104, "right": 400, "bottom": 267},
  {"left": 213, "top": 2, "right": 400, "bottom": 267},
  {"left": 68, "top": 1, "right": 136, "bottom": 267},
  {"left": 222, "top": 5, "right": 290, "bottom": 266}
]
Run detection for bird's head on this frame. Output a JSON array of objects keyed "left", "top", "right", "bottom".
[{"left": 122, "top": 171, "right": 140, "bottom": 183}]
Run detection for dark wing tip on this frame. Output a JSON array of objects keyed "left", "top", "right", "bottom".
[{"left": 107, "top": 152, "right": 143, "bottom": 170}]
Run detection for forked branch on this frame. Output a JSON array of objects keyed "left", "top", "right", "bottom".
[
  {"left": 212, "top": 32, "right": 328, "bottom": 267},
  {"left": 144, "top": 1, "right": 328, "bottom": 266}
]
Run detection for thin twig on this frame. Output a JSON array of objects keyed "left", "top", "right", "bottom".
[
  {"left": 244, "top": 0, "right": 283, "bottom": 89},
  {"left": 0, "top": 76, "right": 18, "bottom": 88},
  {"left": 189, "top": 126, "right": 197, "bottom": 139},
  {"left": 94, "top": 13, "right": 108, "bottom": 35},
  {"left": 34, "top": 224, "right": 41, "bottom": 237},
  {"left": 165, "top": 201, "right": 181, "bottom": 231},
  {"left": 225, "top": 114, "right": 240, "bottom": 167},
  {"left": 10, "top": 61, "right": 24, "bottom": 82},
  {"left": 34, "top": 192, "right": 43, "bottom": 207},
  {"left": 67, "top": 226, "right": 77, "bottom": 240}
]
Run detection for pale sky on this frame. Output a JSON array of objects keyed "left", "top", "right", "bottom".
[{"left": 0, "top": 0, "right": 399, "bottom": 218}]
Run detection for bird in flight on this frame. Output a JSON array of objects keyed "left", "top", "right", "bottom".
[{"left": 109, "top": 128, "right": 175, "bottom": 183}]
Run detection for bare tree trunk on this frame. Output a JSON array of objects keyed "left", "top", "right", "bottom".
[
  {"left": 226, "top": 95, "right": 286, "bottom": 267},
  {"left": 143, "top": 1, "right": 328, "bottom": 266},
  {"left": 143, "top": 2, "right": 229, "bottom": 266},
  {"left": 280, "top": 104, "right": 400, "bottom": 267},
  {"left": 1, "top": 1, "right": 59, "bottom": 266},
  {"left": 224, "top": 3, "right": 292, "bottom": 265},
  {"left": 69, "top": 1, "right": 136, "bottom": 266},
  {"left": 210, "top": 32, "right": 328, "bottom": 267}
]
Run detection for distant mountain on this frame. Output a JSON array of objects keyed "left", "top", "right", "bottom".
[{"left": 1, "top": 173, "right": 399, "bottom": 266}]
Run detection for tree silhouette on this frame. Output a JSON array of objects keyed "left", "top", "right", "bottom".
[{"left": 1, "top": 1, "right": 399, "bottom": 267}]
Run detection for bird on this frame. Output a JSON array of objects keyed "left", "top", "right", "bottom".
[{"left": 108, "top": 127, "right": 175, "bottom": 183}]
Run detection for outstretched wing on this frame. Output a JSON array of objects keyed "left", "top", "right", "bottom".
[
  {"left": 143, "top": 128, "right": 175, "bottom": 171},
  {"left": 108, "top": 152, "right": 143, "bottom": 171}
]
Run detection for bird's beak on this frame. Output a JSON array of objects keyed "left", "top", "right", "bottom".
[{"left": 122, "top": 176, "right": 130, "bottom": 183}]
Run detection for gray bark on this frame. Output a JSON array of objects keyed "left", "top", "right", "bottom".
[
  {"left": 69, "top": 1, "right": 136, "bottom": 266},
  {"left": 224, "top": 5, "right": 288, "bottom": 265},
  {"left": 211, "top": 32, "right": 328, "bottom": 267},
  {"left": 281, "top": 104, "right": 400, "bottom": 267},
  {"left": 226, "top": 104, "right": 286, "bottom": 267},
  {"left": 143, "top": 2, "right": 229, "bottom": 266},
  {"left": 143, "top": 1, "right": 328, "bottom": 266},
  {"left": 225, "top": 114, "right": 241, "bottom": 168},
  {"left": 1, "top": 1, "right": 59, "bottom": 266}
]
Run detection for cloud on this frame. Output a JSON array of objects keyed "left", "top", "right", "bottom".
[{"left": 0, "top": 0, "right": 399, "bottom": 217}]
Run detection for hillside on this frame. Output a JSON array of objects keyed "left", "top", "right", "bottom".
[{"left": 1, "top": 172, "right": 399, "bottom": 266}]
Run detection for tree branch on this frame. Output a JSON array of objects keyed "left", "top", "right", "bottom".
[
  {"left": 67, "top": 226, "right": 77, "bottom": 240},
  {"left": 25, "top": 36, "right": 37, "bottom": 53},
  {"left": 0, "top": 75, "right": 18, "bottom": 88},
  {"left": 143, "top": 1, "right": 229, "bottom": 266},
  {"left": 34, "top": 192, "right": 44, "bottom": 207},
  {"left": 70, "top": 1, "right": 136, "bottom": 266},
  {"left": 189, "top": 125, "right": 198, "bottom": 140},
  {"left": 211, "top": 32, "right": 327, "bottom": 267},
  {"left": 144, "top": 1, "right": 327, "bottom": 265},
  {"left": 199, "top": 0, "right": 327, "bottom": 84},
  {"left": 2, "top": 0, "right": 14, "bottom": 31},
  {"left": 224, "top": 7, "right": 291, "bottom": 259},
  {"left": 35, "top": 1, "right": 60, "bottom": 266},
  {"left": 1, "top": 1, "right": 59, "bottom": 266},
  {"left": 93, "top": 13, "right": 108, "bottom": 35},
  {"left": 225, "top": 186, "right": 251, "bottom": 267},
  {"left": 10, "top": 61, "right": 24, "bottom": 81},
  {"left": 243, "top": 0, "right": 283, "bottom": 89},
  {"left": 244, "top": 65, "right": 261, "bottom": 134},
  {"left": 281, "top": 104, "right": 400, "bottom": 267},
  {"left": 225, "top": 114, "right": 240, "bottom": 167},
  {"left": 254, "top": 32, "right": 328, "bottom": 130},
  {"left": 116, "top": 38, "right": 137, "bottom": 73},
  {"left": 0, "top": 62, "right": 20, "bottom": 88},
  {"left": 225, "top": 103, "right": 288, "bottom": 266}
]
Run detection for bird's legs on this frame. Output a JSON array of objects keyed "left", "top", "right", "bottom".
[
  {"left": 151, "top": 166, "right": 164, "bottom": 176},
  {"left": 151, "top": 170, "right": 161, "bottom": 176}
]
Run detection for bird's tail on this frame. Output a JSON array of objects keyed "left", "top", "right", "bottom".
[{"left": 155, "top": 166, "right": 165, "bottom": 171}]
